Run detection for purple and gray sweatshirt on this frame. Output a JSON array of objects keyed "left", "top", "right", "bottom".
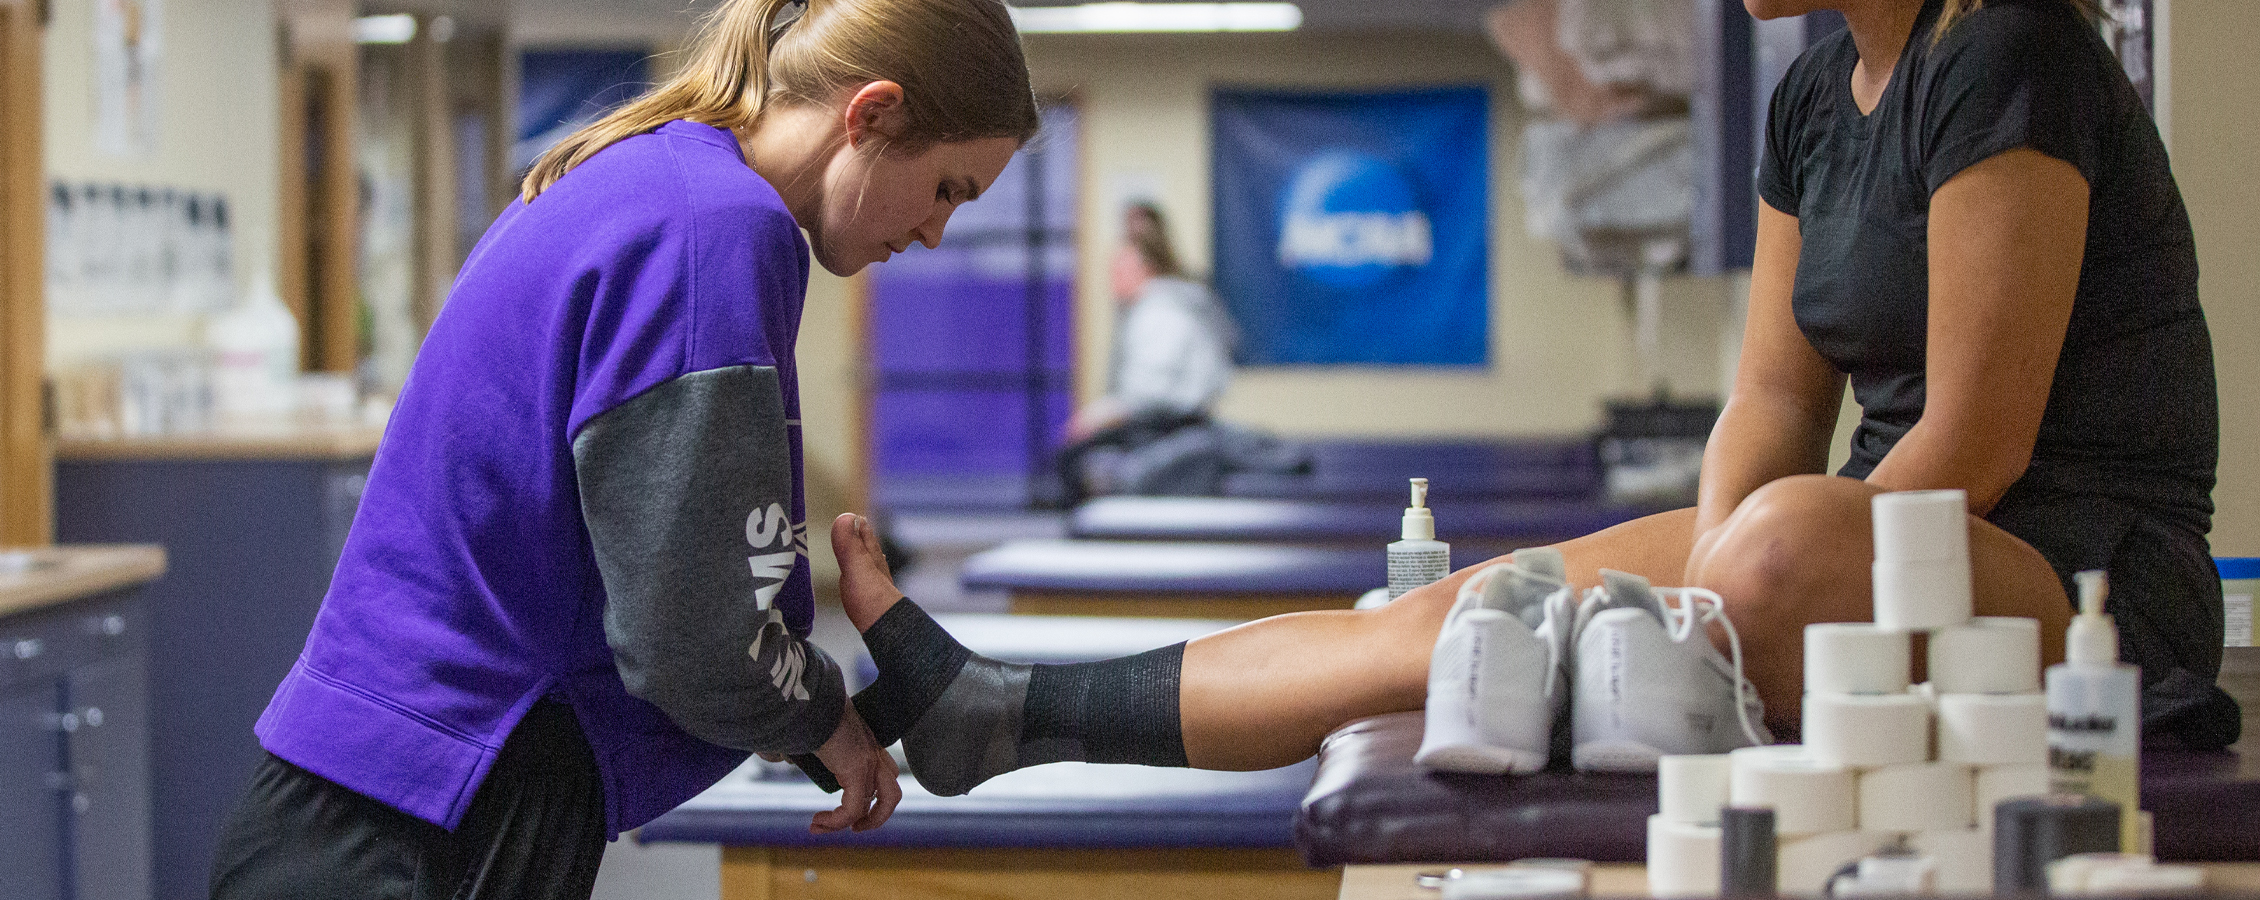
[{"left": 255, "top": 120, "right": 844, "bottom": 837}]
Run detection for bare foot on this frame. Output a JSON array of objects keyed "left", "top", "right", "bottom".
[{"left": 832, "top": 513, "right": 905, "bottom": 632}]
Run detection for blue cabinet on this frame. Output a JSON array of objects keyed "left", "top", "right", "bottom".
[
  {"left": 57, "top": 454, "right": 368, "bottom": 900},
  {"left": 0, "top": 590, "right": 151, "bottom": 900}
]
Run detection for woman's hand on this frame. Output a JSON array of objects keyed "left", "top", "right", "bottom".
[{"left": 806, "top": 704, "right": 902, "bottom": 834}]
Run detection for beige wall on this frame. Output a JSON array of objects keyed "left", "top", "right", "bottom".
[
  {"left": 42, "top": 0, "right": 279, "bottom": 367},
  {"left": 1026, "top": 31, "right": 1739, "bottom": 441},
  {"left": 2171, "top": 1, "right": 2260, "bottom": 556}
]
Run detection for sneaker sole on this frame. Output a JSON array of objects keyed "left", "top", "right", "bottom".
[
  {"left": 1415, "top": 743, "right": 1548, "bottom": 775},
  {"left": 1571, "top": 738, "right": 1664, "bottom": 773}
]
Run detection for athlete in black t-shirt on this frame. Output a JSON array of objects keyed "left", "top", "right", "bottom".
[{"left": 809, "top": 0, "right": 2235, "bottom": 788}]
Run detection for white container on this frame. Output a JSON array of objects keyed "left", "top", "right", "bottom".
[
  {"left": 2047, "top": 570, "right": 2142, "bottom": 853},
  {"left": 207, "top": 270, "right": 301, "bottom": 419},
  {"left": 1386, "top": 477, "right": 1450, "bottom": 599}
]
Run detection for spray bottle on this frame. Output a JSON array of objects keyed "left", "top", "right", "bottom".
[
  {"left": 1387, "top": 477, "right": 1451, "bottom": 600},
  {"left": 2046, "top": 569, "right": 2142, "bottom": 852}
]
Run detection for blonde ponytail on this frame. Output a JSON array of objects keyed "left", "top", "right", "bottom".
[
  {"left": 522, "top": 0, "right": 795, "bottom": 201},
  {"left": 521, "top": 0, "right": 1038, "bottom": 202}
]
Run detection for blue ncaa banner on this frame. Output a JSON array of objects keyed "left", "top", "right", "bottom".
[{"left": 1211, "top": 85, "right": 1489, "bottom": 366}]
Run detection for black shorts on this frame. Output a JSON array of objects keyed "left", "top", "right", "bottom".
[
  {"left": 1987, "top": 487, "right": 2242, "bottom": 749},
  {"left": 210, "top": 698, "right": 608, "bottom": 900}
]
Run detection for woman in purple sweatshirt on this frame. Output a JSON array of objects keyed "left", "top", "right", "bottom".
[{"left": 210, "top": 1, "right": 1036, "bottom": 896}]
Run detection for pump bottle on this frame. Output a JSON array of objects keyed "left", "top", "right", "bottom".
[
  {"left": 1387, "top": 477, "right": 1451, "bottom": 600},
  {"left": 2046, "top": 569, "right": 2142, "bottom": 852}
]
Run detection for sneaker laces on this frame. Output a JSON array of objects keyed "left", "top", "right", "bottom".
[{"left": 1660, "top": 587, "right": 1769, "bottom": 748}]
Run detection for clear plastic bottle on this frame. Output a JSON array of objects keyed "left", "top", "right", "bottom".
[
  {"left": 1387, "top": 477, "right": 1451, "bottom": 600},
  {"left": 2046, "top": 570, "right": 2142, "bottom": 852}
]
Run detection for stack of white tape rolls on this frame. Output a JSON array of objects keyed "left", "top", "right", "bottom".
[{"left": 1648, "top": 490, "right": 2049, "bottom": 897}]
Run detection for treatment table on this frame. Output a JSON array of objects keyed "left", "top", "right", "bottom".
[
  {"left": 1068, "top": 495, "right": 1655, "bottom": 556},
  {"left": 967, "top": 495, "right": 1650, "bottom": 619},
  {"left": 958, "top": 539, "right": 1380, "bottom": 619},
  {"left": 639, "top": 614, "right": 1338, "bottom": 900},
  {"left": 1222, "top": 437, "right": 1603, "bottom": 502},
  {"left": 1296, "top": 712, "right": 2260, "bottom": 867}
]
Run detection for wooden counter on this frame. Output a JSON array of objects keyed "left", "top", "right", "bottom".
[
  {"left": 54, "top": 416, "right": 385, "bottom": 461},
  {"left": 0, "top": 544, "right": 166, "bottom": 620},
  {"left": 1337, "top": 862, "right": 2260, "bottom": 899}
]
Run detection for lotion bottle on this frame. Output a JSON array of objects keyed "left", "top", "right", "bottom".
[
  {"left": 2046, "top": 569, "right": 2141, "bottom": 852},
  {"left": 1387, "top": 477, "right": 1451, "bottom": 600}
]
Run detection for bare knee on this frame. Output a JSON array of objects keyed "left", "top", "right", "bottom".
[{"left": 1696, "top": 475, "right": 1879, "bottom": 632}]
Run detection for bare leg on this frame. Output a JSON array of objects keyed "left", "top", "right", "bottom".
[
  {"left": 839, "top": 478, "right": 2071, "bottom": 773},
  {"left": 1685, "top": 475, "right": 2070, "bottom": 734},
  {"left": 1179, "top": 509, "right": 1699, "bottom": 770}
]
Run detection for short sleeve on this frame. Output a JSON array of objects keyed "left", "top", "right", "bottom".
[
  {"left": 1756, "top": 60, "right": 1811, "bottom": 217},
  {"left": 1917, "top": 5, "right": 2109, "bottom": 194}
]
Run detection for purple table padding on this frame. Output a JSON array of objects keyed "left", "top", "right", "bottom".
[
  {"left": 1224, "top": 438, "right": 1601, "bottom": 502},
  {"left": 961, "top": 539, "right": 1382, "bottom": 595},
  {"left": 1297, "top": 712, "right": 2260, "bottom": 867},
  {"left": 1069, "top": 496, "right": 1652, "bottom": 546},
  {"left": 641, "top": 758, "right": 1317, "bottom": 850}
]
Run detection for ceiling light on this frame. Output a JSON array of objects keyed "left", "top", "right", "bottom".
[
  {"left": 1010, "top": 2, "right": 1303, "bottom": 34},
  {"left": 352, "top": 13, "right": 418, "bottom": 44}
]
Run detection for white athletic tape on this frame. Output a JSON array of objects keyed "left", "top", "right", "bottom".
[
  {"left": 1805, "top": 623, "right": 1913, "bottom": 695},
  {"left": 1857, "top": 761, "right": 1975, "bottom": 832},
  {"left": 1937, "top": 692, "right": 2048, "bottom": 766},
  {"left": 1729, "top": 745, "right": 1857, "bottom": 835},
  {"left": 1804, "top": 692, "right": 1931, "bottom": 769}
]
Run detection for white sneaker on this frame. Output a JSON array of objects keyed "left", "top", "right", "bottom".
[
  {"left": 1570, "top": 569, "right": 1769, "bottom": 773},
  {"left": 1415, "top": 548, "right": 1573, "bottom": 774}
]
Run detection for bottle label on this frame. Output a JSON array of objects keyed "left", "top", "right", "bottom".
[
  {"left": 2047, "top": 666, "right": 2141, "bottom": 851},
  {"left": 1387, "top": 548, "right": 1451, "bottom": 599},
  {"left": 2227, "top": 592, "right": 2253, "bottom": 648}
]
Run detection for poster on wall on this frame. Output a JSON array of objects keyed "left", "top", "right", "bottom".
[
  {"left": 95, "top": 0, "right": 163, "bottom": 157},
  {"left": 514, "top": 49, "right": 653, "bottom": 171},
  {"left": 2098, "top": 0, "right": 2155, "bottom": 112},
  {"left": 1211, "top": 85, "right": 1489, "bottom": 366}
]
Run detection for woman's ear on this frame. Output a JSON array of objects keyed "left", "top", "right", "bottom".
[{"left": 842, "top": 81, "right": 908, "bottom": 151}]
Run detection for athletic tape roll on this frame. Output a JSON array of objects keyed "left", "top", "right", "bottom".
[
  {"left": 1872, "top": 490, "right": 1969, "bottom": 563},
  {"left": 1929, "top": 617, "right": 2042, "bottom": 694},
  {"left": 1872, "top": 557, "right": 1974, "bottom": 631},
  {"left": 1908, "top": 829, "right": 1993, "bottom": 894},
  {"left": 1803, "top": 692, "right": 1930, "bottom": 769},
  {"left": 1659, "top": 754, "right": 1734, "bottom": 825},
  {"left": 1777, "top": 830, "right": 1893, "bottom": 896},
  {"left": 1937, "top": 692, "right": 2048, "bottom": 766},
  {"left": 1646, "top": 815, "right": 1721, "bottom": 899},
  {"left": 1975, "top": 763, "right": 2051, "bottom": 832},
  {"left": 1857, "top": 762, "right": 1975, "bottom": 832},
  {"left": 1728, "top": 745, "right": 1856, "bottom": 835},
  {"left": 1805, "top": 624, "right": 1912, "bottom": 695}
]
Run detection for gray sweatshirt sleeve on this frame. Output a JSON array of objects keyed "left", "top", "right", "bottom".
[{"left": 572, "top": 365, "right": 845, "bottom": 755}]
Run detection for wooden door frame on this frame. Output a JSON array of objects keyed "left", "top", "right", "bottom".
[
  {"left": 0, "top": 0, "right": 50, "bottom": 546},
  {"left": 276, "top": 0, "right": 360, "bottom": 374}
]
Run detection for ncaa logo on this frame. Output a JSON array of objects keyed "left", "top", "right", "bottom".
[{"left": 1276, "top": 150, "right": 1433, "bottom": 289}]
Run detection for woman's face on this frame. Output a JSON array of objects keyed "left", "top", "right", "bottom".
[{"left": 808, "top": 136, "right": 1019, "bottom": 276}]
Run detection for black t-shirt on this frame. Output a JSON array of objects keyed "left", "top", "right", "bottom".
[
  {"left": 1758, "top": 0, "right": 2234, "bottom": 746},
  {"left": 1758, "top": 0, "right": 2216, "bottom": 536}
]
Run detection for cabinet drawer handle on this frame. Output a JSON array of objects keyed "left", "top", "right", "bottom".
[
  {"left": 98, "top": 615, "right": 127, "bottom": 637},
  {"left": 46, "top": 711, "right": 80, "bottom": 733},
  {"left": 80, "top": 707, "right": 104, "bottom": 728},
  {"left": 12, "top": 638, "right": 41, "bottom": 660}
]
